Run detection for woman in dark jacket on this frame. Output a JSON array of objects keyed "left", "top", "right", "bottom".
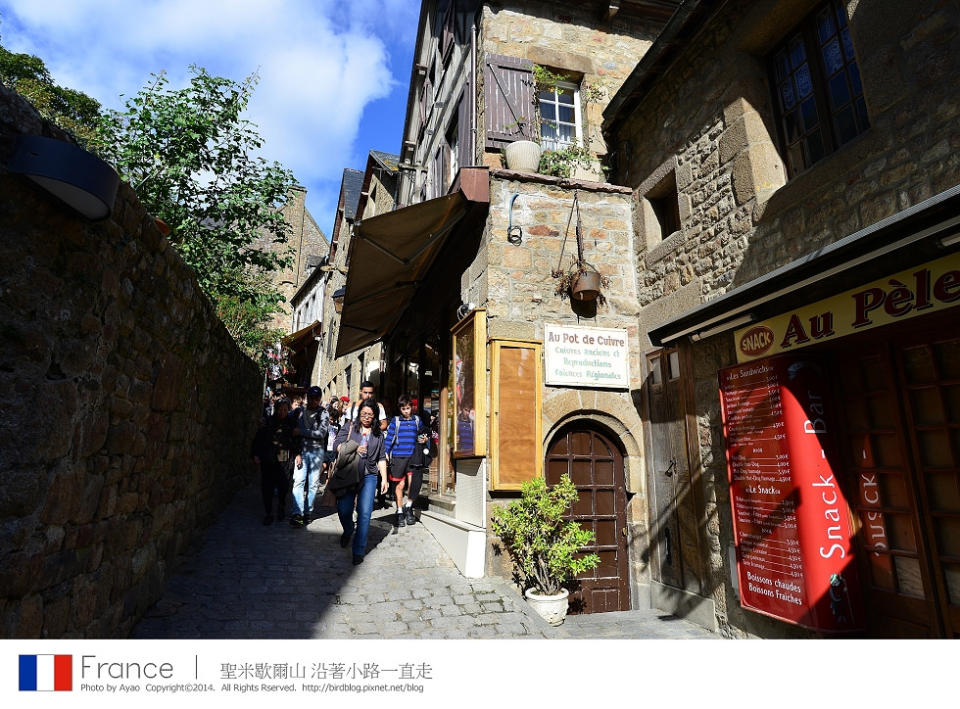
[
  {"left": 332, "top": 399, "right": 388, "bottom": 564},
  {"left": 251, "top": 398, "right": 298, "bottom": 525}
]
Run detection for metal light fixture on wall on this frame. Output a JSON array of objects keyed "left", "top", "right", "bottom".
[
  {"left": 332, "top": 286, "right": 346, "bottom": 314},
  {"left": 6, "top": 135, "right": 120, "bottom": 220}
]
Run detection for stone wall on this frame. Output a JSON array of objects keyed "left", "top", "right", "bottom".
[
  {"left": 0, "top": 86, "right": 263, "bottom": 638},
  {"left": 249, "top": 186, "right": 328, "bottom": 333},
  {"left": 481, "top": 0, "right": 661, "bottom": 169},
  {"left": 606, "top": 0, "right": 960, "bottom": 636}
]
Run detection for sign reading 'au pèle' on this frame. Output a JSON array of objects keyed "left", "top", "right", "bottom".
[
  {"left": 544, "top": 324, "right": 630, "bottom": 389},
  {"left": 735, "top": 251, "right": 960, "bottom": 362}
]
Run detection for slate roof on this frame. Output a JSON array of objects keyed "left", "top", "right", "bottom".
[
  {"left": 342, "top": 168, "right": 364, "bottom": 221},
  {"left": 369, "top": 150, "right": 400, "bottom": 174}
]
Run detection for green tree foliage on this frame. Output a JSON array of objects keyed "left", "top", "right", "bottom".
[
  {"left": 0, "top": 37, "right": 101, "bottom": 145},
  {"left": 91, "top": 67, "right": 297, "bottom": 360},
  {"left": 491, "top": 474, "right": 600, "bottom": 595}
]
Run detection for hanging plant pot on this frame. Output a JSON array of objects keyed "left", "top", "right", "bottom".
[
  {"left": 571, "top": 269, "right": 601, "bottom": 301},
  {"left": 504, "top": 140, "right": 542, "bottom": 173}
]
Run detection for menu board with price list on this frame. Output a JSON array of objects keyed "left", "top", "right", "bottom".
[{"left": 719, "top": 356, "right": 863, "bottom": 632}]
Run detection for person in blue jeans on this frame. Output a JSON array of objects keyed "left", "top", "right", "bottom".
[
  {"left": 332, "top": 400, "right": 388, "bottom": 564},
  {"left": 291, "top": 386, "right": 329, "bottom": 527}
]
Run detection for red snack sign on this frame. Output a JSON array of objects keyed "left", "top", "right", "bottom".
[{"left": 719, "top": 356, "right": 864, "bottom": 631}]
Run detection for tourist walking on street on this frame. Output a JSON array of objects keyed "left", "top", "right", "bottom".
[
  {"left": 385, "top": 395, "right": 429, "bottom": 527},
  {"left": 323, "top": 401, "right": 342, "bottom": 477},
  {"left": 345, "top": 380, "right": 388, "bottom": 431},
  {"left": 251, "top": 398, "right": 297, "bottom": 525},
  {"left": 332, "top": 400, "right": 388, "bottom": 565},
  {"left": 291, "top": 386, "right": 329, "bottom": 527}
]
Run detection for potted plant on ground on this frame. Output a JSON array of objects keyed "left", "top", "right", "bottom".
[{"left": 490, "top": 474, "right": 600, "bottom": 626}]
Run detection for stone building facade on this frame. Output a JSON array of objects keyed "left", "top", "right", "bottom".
[
  {"left": 248, "top": 185, "right": 328, "bottom": 333},
  {"left": 335, "top": 0, "right": 676, "bottom": 605},
  {"left": 603, "top": 0, "right": 960, "bottom": 637},
  {"left": 0, "top": 86, "right": 263, "bottom": 637},
  {"left": 476, "top": 0, "right": 667, "bottom": 174},
  {"left": 330, "top": 0, "right": 958, "bottom": 638},
  {"left": 319, "top": 165, "right": 389, "bottom": 402}
]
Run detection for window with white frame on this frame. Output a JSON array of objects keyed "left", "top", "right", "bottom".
[{"left": 539, "top": 80, "right": 582, "bottom": 151}]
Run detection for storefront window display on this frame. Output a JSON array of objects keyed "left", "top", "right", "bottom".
[{"left": 451, "top": 309, "right": 487, "bottom": 459}]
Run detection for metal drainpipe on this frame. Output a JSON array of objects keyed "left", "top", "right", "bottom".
[{"left": 471, "top": 10, "right": 477, "bottom": 163}]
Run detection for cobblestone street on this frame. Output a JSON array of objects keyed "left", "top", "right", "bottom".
[{"left": 133, "top": 483, "right": 716, "bottom": 640}]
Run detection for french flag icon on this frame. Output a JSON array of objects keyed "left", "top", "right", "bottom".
[{"left": 19, "top": 655, "right": 73, "bottom": 691}]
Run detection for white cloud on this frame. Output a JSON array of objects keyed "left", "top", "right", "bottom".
[{"left": 0, "top": 0, "right": 419, "bottom": 232}]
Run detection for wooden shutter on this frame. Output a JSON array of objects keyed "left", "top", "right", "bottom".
[
  {"left": 484, "top": 53, "right": 534, "bottom": 149},
  {"left": 441, "top": 0, "right": 455, "bottom": 59}
]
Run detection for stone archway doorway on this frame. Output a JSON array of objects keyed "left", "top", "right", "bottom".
[{"left": 545, "top": 422, "right": 631, "bottom": 613}]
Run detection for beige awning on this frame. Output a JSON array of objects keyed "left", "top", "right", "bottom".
[
  {"left": 282, "top": 320, "right": 321, "bottom": 351},
  {"left": 335, "top": 168, "right": 489, "bottom": 357}
]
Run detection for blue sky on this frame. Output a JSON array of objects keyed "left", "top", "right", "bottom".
[{"left": 0, "top": 0, "right": 420, "bottom": 241}]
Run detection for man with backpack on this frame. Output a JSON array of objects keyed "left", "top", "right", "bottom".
[
  {"left": 385, "top": 395, "right": 430, "bottom": 527},
  {"left": 291, "top": 386, "right": 329, "bottom": 527},
  {"left": 344, "top": 381, "right": 388, "bottom": 431}
]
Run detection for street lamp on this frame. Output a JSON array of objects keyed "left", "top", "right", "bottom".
[
  {"left": 319, "top": 264, "right": 348, "bottom": 274},
  {"left": 332, "top": 286, "right": 346, "bottom": 314},
  {"left": 6, "top": 135, "right": 119, "bottom": 220}
]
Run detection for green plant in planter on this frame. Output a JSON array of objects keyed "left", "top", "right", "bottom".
[
  {"left": 491, "top": 474, "right": 601, "bottom": 595},
  {"left": 538, "top": 141, "right": 592, "bottom": 178}
]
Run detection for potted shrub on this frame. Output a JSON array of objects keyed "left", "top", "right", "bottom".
[
  {"left": 537, "top": 140, "right": 591, "bottom": 179},
  {"left": 490, "top": 474, "right": 600, "bottom": 626}
]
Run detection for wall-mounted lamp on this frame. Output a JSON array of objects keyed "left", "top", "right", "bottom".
[
  {"left": 6, "top": 135, "right": 119, "bottom": 220},
  {"left": 938, "top": 232, "right": 960, "bottom": 249},
  {"left": 456, "top": 302, "right": 476, "bottom": 320},
  {"left": 332, "top": 286, "right": 346, "bottom": 314},
  {"left": 689, "top": 314, "right": 754, "bottom": 342}
]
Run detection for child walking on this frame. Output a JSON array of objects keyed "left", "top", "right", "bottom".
[{"left": 385, "top": 395, "right": 429, "bottom": 527}]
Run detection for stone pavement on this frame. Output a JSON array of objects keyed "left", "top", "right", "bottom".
[{"left": 132, "top": 482, "right": 716, "bottom": 640}]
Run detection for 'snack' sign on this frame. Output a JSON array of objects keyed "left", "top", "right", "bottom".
[{"left": 735, "top": 251, "right": 960, "bottom": 362}]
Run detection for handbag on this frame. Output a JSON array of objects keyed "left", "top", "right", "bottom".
[{"left": 328, "top": 422, "right": 361, "bottom": 495}]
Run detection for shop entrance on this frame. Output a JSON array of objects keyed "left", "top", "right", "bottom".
[
  {"left": 834, "top": 325, "right": 960, "bottom": 637},
  {"left": 545, "top": 424, "right": 630, "bottom": 613}
]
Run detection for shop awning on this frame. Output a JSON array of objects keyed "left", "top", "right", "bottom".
[
  {"left": 335, "top": 167, "right": 489, "bottom": 357},
  {"left": 649, "top": 183, "right": 960, "bottom": 345},
  {"left": 282, "top": 320, "right": 321, "bottom": 351}
]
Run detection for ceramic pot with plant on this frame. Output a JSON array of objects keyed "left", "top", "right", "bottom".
[
  {"left": 490, "top": 474, "right": 600, "bottom": 626},
  {"left": 504, "top": 139, "right": 542, "bottom": 172}
]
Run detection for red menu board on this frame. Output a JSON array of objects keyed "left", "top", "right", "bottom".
[{"left": 719, "top": 356, "right": 863, "bottom": 632}]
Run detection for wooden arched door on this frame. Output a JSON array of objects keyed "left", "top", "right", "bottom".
[{"left": 545, "top": 424, "right": 630, "bottom": 613}]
